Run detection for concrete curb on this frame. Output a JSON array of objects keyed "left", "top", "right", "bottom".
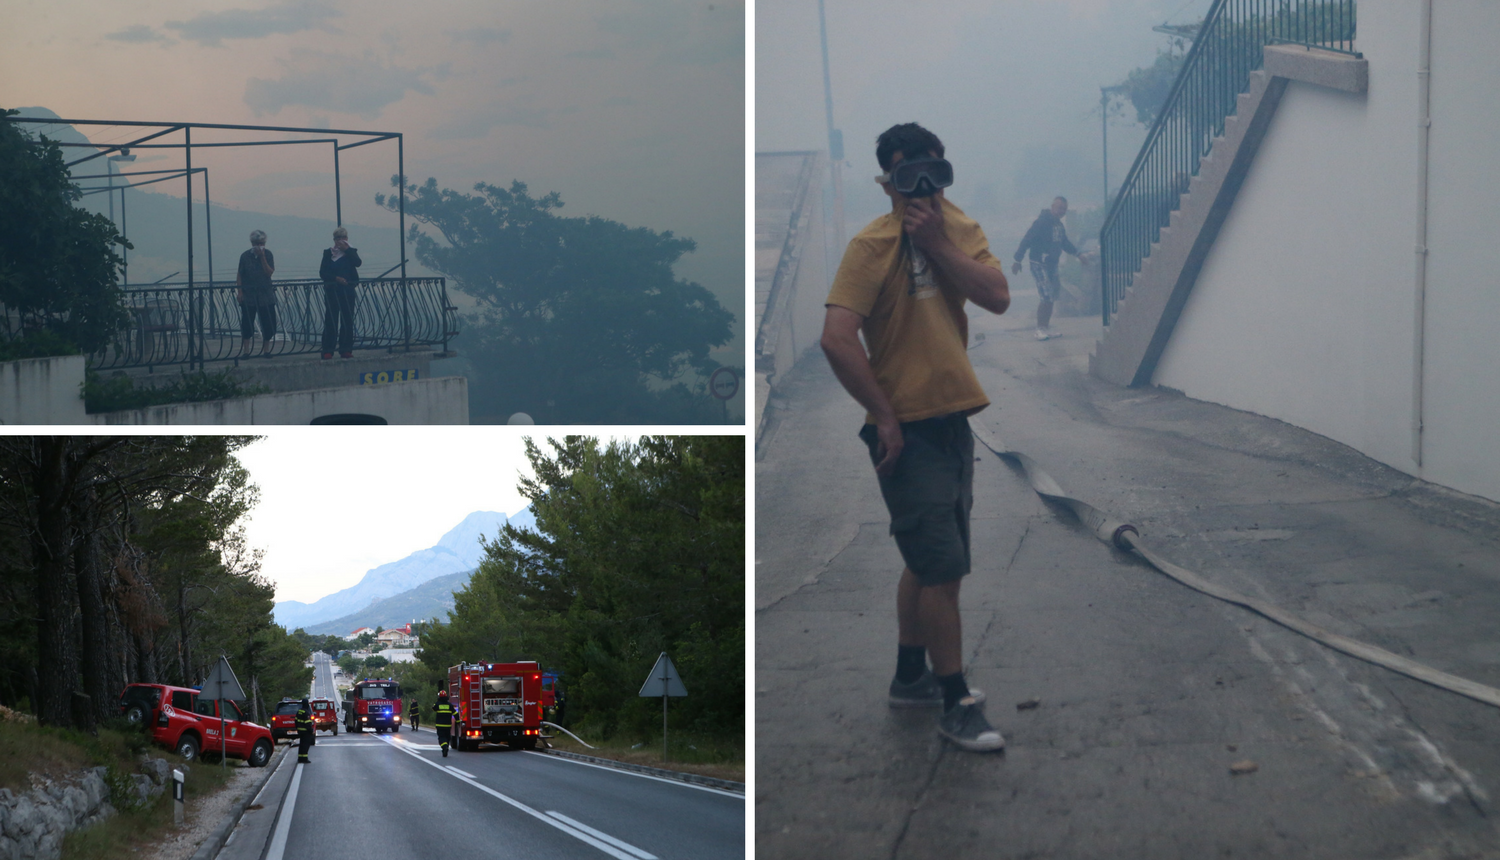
[
  {"left": 191, "top": 744, "right": 289, "bottom": 860},
  {"left": 537, "top": 748, "right": 745, "bottom": 794}
]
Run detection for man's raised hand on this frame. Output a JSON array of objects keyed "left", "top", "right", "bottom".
[{"left": 902, "top": 196, "right": 947, "bottom": 252}]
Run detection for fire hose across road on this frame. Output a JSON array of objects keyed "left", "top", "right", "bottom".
[{"left": 971, "top": 424, "right": 1500, "bottom": 712}]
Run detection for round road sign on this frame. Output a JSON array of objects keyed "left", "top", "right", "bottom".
[{"left": 709, "top": 367, "right": 739, "bottom": 400}]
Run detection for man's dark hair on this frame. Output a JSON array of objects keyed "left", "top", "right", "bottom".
[
  {"left": 1054, "top": 196, "right": 1068, "bottom": 205},
  {"left": 875, "top": 123, "right": 945, "bottom": 171}
]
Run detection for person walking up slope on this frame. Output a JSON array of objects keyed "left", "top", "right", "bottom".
[{"left": 1012, "top": 196, "right": 1090, "bottom": 340}]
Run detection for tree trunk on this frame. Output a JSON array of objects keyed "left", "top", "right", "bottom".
[
  {"left": 30, "top": 438, "right": 80, "bottom": 729},
  {"left": 73, "top": 494, "right": 111, "bottom": 729},
  {"left": 177, "top": 583, "right": 193, "bottom": 687}
]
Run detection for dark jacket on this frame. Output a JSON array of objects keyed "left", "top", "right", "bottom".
[
  {"left": 238, "top": 248, "right": 277, "bottom": 304},
  {"left": 433, "top": 699, "right": 455, "bottom": 729},
  {"left": 295, "top": 705, "right": 314, "bottom": 737},
  {"left": 319, "top": 247, "right": 362, "bottom": 288},
  {"left": 1014, "top": 210, "right": 1078, "bottom": 268}
]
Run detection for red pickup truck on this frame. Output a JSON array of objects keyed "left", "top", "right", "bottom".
[{"left": 119, "top": 683, "right": 274, "bottom": 767}]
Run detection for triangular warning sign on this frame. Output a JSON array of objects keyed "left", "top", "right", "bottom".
[
  {"left": 201, "top": 656, "right": 246, "bottom": 702},
  {"left": 638, "top": 652, "right": 688, "bottom": 697}
]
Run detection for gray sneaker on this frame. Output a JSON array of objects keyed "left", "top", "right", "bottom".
[
  {"left": 889, "top": 671, "right": 985, "bottom": 708},
  {"left": 938, "top": 696, "right": 1005, "bottom": 751}
]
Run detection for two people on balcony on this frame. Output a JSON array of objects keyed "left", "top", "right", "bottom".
[
  {"left": 1012, "top": 197, "right": 1092, "bottom": 341},
  {"left": 236, "top": 230, "right": 277, "bottom": 358},
  {"left": 319, "top": 227, "right": 362, "bottom": 359}
]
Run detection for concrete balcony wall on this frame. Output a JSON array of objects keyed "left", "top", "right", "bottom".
[
  {"left": 0, "top": 355, "right": 88, "bottom": 424},
  {"left": 1, "top": 352, "right": 467, "bottom": 424},
  {"left": 90, "top": 376, "right": 469, "bottom": 425}
]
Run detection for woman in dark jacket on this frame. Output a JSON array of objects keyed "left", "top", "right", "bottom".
[{"left": 318, "top": 227, "right": 362, "bottom": 358}]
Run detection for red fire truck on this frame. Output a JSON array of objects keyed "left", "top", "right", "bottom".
[
  {"left": 343, "top": 678, "right": 403, "bottom": 733},
  {"left": 447, "top": 662, "right": 544, "bottom": 751}
]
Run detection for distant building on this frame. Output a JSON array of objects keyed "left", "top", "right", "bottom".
[
  {"left": 376, "top": 628, "right": 413, "bottom": 647},
  {"left": 346, "top": 627, "right": 376, "bottom": 641},
  {"left": 380, "top": 648, "right": 420, "bottom": 664}
]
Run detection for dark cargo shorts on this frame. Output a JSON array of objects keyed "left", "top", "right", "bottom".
[{"left": 859, "top": 413, "right": 974, "bottom": 585}]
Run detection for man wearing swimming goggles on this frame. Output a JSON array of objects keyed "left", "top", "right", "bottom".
[{"left": 821, "top": 122, "right": 1010, "bottom": 752}]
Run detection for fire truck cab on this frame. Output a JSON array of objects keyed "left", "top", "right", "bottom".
[
  {"left": 448, "top": 662, "right": 544, "bottom": 751},
  {"left": 343, "top": 678, "right": 403, "bottom": 733}
]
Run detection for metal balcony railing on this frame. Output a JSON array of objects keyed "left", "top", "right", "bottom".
[
  {"left": 88, "top": 277, "right": 457, "bottom": 370},
  {"left": 1099, "top": 0, "right": 1357, "bottom": 325}
]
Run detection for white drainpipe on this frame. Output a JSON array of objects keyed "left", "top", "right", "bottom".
[{"left": 1412, "top": 0, "right": 1433, "bottom": 469}]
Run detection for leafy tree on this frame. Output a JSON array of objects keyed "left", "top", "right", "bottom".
[
  {"left": 0, "top": 109, "right": 130, "bottom": 356},
  {"left": 0, "top": 437, "right": 308, "bottom": 732},
  {"left": 426, "top": 436, "right": 743, "bottom": 742},
  {"left": 1112, "top": 48, "right": 1188, "bottom": 127},
  {"left": 364, "top": 655, "right": 389, "bottom": 672},
  {"left": 377, "top": 179, "right": 734, "bottom": 423}
]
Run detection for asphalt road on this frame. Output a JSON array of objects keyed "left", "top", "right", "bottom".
[
  {"left": 310, "top": 651, "right": 338, "bottom": 702},
  {"left": 268, "top": 663, "right": 743, "bottom": 859},
  {"left": 756, "top": 311, "right": 1500, "bottom": 858}
]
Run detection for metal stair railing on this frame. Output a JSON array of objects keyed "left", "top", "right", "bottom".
[{"left": 1099, "top": 0, "right": 1357, "bottom": 325}]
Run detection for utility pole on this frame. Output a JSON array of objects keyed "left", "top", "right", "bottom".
[
  {"left": 818, "top": 0, "right": 846, "bottom": 255},
  {"left": 1099, "top": 85, "right": 1125, "bottom": 208}
]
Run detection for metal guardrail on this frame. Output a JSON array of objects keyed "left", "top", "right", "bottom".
[
  {"left": 1099, "top": 0, "right": 1357, "bottom": 325},
  {"left": 88, "top": 277, "right": 456, "bottom": 371}
]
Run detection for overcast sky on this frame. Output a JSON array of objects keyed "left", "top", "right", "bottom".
[
  {"left": 234, "top": 430, "right": 635, "bottom": 605},
  {"left": 757, "top": 0, "right": 1211, "bottom": 241},
  {"left": 1, "top": 0, "right": 745, "bottom": 353}
]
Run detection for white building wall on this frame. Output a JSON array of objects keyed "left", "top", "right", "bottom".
[
  {"left": 1420, "top": 1, "right": 1500, "bottom": 499},
  {"left": 1154, "top": 2, "right": 1500, "bottom": 502}
]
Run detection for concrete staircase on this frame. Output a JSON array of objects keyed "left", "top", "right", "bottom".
[{"left": 1091, "top": 45, "right": 1368, "bottom": 387}]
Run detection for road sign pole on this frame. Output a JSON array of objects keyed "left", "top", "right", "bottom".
[{"left": 662, "top": 693, "right": 668, "bottom": 763}]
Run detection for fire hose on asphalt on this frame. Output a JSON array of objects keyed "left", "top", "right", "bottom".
[{"left": 970, "top": 424, "right": 1500, "bottom": 711}]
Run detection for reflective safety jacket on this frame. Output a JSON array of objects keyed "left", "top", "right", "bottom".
[
  {"left": 295, "top": 707, "right": 313, "bottom": 735},
  {"left": 433, "top": 700, "right": 455, "bottom": 729}
]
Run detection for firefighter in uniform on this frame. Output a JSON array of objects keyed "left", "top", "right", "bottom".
[
  {"left": 408, "top": 698, "right": 420, "bottom": 731},
  {"left": 433, "top": 690, "right": 455, "bottom": 758},
  {"left": 295, "top": 698, "right": 314, "bottom": 764}
]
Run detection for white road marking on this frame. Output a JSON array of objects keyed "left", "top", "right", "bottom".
[
  {"left": 546, "top": 812, "right": 657, "bottom": 859},
  {"left": 263, "top": 760, "right": 304, "bottom": 860},
  {"left": 522, "top": 751, "right": 744, "bottom": 799},
  {"left": 374, "top": 735, "right": 642, "bottom": 859},
  {"left": 446, "top": 766, "right": 476, "bottom": 778}
]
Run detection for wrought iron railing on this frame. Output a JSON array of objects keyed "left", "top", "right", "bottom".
[
  {"left": 88, "top": 277, "right": 457, "bottom": 370},
  {"left": 1099, "top": 0, "right": 1356, "bottom": 324}
]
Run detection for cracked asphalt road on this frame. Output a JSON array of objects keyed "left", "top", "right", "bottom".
[{"left": 755, "top": 310, "right": 1500, "bottom": 859}]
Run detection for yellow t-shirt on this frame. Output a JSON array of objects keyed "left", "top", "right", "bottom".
[{"left": 825, "top": 197, "right": 1001, "bottom": 423}]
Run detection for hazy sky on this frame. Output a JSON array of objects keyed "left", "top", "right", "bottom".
[
  {"left": 2, "top": 0, "right": 745, "bottom": 352},
  {"left": 757, "top": 0, "right": 1211, "bottom": 240},
  {"left": 234, "top": 430, "right": 635, "bottom": 605}
]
